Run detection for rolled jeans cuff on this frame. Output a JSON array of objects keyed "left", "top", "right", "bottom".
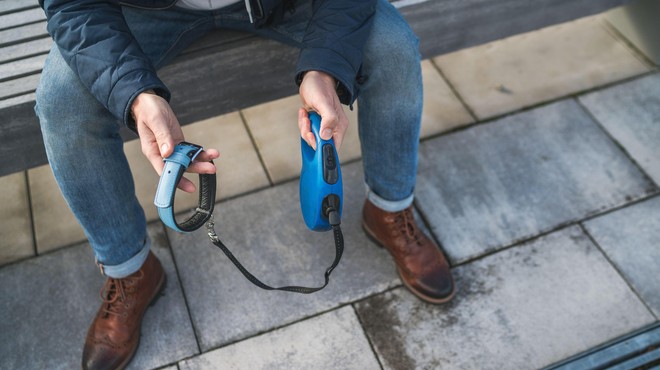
[
  {"left": 366, "top": 185, "right": 414, "bottom": 213},
  {"left": 97, "top": 238, "right": 151, "bottom": 278}
]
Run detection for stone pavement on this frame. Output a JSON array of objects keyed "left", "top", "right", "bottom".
[{"left": 1, "top": 12, "right": 660, "bottom": 370}]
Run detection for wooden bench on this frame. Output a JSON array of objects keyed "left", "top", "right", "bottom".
[{"left": 0, "top": 0, "right": 630, "bottom": 177}]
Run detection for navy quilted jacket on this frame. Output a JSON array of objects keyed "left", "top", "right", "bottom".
[{"left": 39, "top": 0, "right": 376, "bottom": 128}]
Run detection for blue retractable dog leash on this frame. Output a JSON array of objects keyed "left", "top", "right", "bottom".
[{"left": 154, "top": 112, "right": 343, "bottom": 293}]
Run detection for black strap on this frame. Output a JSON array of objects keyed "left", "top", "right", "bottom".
[
  {"left": 177, "top": 172, "right": 216, "bottom": 232},
  {"left": 208, "top": 225, "right": 344, "bottom": 294}
]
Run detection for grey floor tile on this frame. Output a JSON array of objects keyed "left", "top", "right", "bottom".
[
  {"left": 419, "top": 60, "right": 474, "bottom": 139},
  {"left": 179, "top": 307, "right": 380, "bottom": 370},
  {"left": 584, "top": 196, "right": 660, "bottom": 317},
  {"left": 168, "top": 161, "right": 399, "bottom": 351},
  {"left": 434, "top": 15, "right": 651, "bottom": 119},
  {"left": 0, "top": 224, "right": 198, "bottom": 370},
  {"left": 0, "top": 172, "right": 33, "bottom": 265},
  {"left": 579, "top": 73, "right": 660, "bottom": 185},
  {"left": 416, "top": 99, "right": 656, "bottom": 264},
  {"left": 354, "top": 226, "right": 655, "bottom": 370},
  {"left": 28, "top": 164, "right": 87, "bottom": 254}
]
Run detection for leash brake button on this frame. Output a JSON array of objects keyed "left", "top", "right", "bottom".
[{"left": 322, "top": 143, "right": 338, "bottom": 184}]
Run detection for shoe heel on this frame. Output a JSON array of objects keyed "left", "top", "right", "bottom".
[{"left": 361, "top": 222, "right": 385, "bottom": 249}]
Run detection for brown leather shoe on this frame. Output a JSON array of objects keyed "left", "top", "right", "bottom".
[
  {"left": 82, "top": 252, "right": 166, "bottom": 370},
  {"left": 362, "top": 200, "right": 455, "bottom": 304}
]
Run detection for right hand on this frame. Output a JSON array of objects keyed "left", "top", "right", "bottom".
[
  {"left": 298, "top": 71, "right": 349, "bottom": 152},
  {"left": 131, "top": 91, "right": 219, "bottom": 193}
]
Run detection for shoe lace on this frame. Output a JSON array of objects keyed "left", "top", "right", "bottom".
[
  {"left": 394, "top": 208, "right": 422, "bottom": 245},
  {"left": 100, "top": 270, "right": 144, "bottom": 317}
]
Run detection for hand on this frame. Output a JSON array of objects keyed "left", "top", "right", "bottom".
[
  {"left": 298, "top": 71, "right": 349, "bottom": 151},
  {"left": 131, "top": 91, "right": 219, "bottom": 193}
]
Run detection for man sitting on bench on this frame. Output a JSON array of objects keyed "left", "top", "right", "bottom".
[{"left": 36, "top": 0, "right": 455, "bottom": 368}]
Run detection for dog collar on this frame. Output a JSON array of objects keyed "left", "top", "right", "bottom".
[{"left": 154, "top": 141, "right": 216, "bottom": 233}]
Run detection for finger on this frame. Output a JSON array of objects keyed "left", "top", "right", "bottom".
[
  {"left": 155, "top": 131, "right": 176, "bottom": 159},
  {"left": 140, "top": 132, "right": 166, "bottom": 176},
  {"left": 315, "top": 106, "right": 339, "bottom": 142},
  {"left": 153, "top": 114, "right": 182, "bottom": 159},
  {"left": 333, "top": 118, "right": 348, "bottom": 152},
  {"left": 298, "top": 108, "right": 316, "bottom": 150},
  {"left": 176, "top": 176, "right": 196, "bottom": 193},
  {"left": 188, "top": 160, "right": 217, "bottom": 175},
  {"left": 146, "top": 152, "right": 165, "bottom": 176},
  {"left": 195, "top": 149, "right": 220, "bottom": 162}
]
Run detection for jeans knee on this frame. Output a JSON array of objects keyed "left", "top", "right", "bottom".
[
  {"left": 362, "top": 1, "right": 421, "bottom": 85},
  {"left": 36, "top": 46, "right": 117, "bottom": 139}
]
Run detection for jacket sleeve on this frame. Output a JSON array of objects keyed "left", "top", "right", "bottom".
[
  {"left": 295, "top": 0, "right": 376, "bottom": 106},
  {"left": 40, "top": 0, "right": 171, "bottom": 130}
]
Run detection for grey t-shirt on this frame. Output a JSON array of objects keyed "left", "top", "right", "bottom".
[{"left": 176, "top": 0, "right": 240, "bottom": 10}]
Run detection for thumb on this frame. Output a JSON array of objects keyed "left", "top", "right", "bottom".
[
  {"left": 315, "top": 109, "right": 339, "bottom": 142},
  {"left": 155, "top": 128, "right": 176, "bottom": 159}
]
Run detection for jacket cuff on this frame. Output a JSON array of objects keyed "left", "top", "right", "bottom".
[
  {"left": 296, "top": 48, "right": 358, "bottom": 106},
  {"left": 107, "top": 69, "right": 171, "bottom": 133}
]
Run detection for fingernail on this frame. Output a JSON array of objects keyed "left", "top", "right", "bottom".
[
  {"left": 322, "top": 129, "right": 332, "bottom": 140},
  {"left": 161, "top": 143, "right": 168, "bottom": 153}
]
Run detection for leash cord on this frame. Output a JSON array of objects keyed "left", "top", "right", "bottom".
[{"left": 204, "top": 210, "right": 343, "bottom": 294}]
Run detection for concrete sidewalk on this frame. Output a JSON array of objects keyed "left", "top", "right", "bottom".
[{"left": 1, "top": 12, "right": 659, "bottom": 370}]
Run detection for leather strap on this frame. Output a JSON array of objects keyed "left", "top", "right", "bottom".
[{"left": 155, "top": 142, "right": 216, "bottom": 233}]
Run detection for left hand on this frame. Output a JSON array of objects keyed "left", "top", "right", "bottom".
[{"left": 298, "top": 71, "right": 349, "bottom": 151}]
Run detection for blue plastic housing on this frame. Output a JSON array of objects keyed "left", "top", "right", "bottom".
[{"left": 299, "top": 112, "right": 343, "bottom": 231}]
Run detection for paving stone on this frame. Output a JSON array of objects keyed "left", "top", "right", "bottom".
[
  {"left": 28, "top": 164, "right": 87, "bottom": 254},
  {"left": 0, "top": 172, "right": 33, "bottom": 265},
  {"left": 168, "top": 161, "right": 399, "bottom": 351},
  {"left": 126, "top": 112, "right": 270, "bottom": 222},
  {"left": 415, "top": 99, "right": 656, "bottom": 264},
  {"left": 242, "top": 95, "right": 361, "bottom": 183},
  {"left": 434, "top": 15, "right": 651, "bottom": 119},
  {"left": 179, "top": 307, "right": 380, "bottom": 370},
  {"left": 584, "top": 196, "right": 660, "bottom": 317},
  {"left": 354, "top": 226, "right": 655, "bottom": 370},
  {"left": 579, "top": 73, "right": 660, "bottom": 185},
  {"left": 0, "top": 223, "right": 198, "bottom": 370},
  {"left": 419, "top": 60, "right": 474, "bottom": 139}
]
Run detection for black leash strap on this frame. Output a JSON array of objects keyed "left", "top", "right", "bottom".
[{"left": 205, "top": 218, "right": 344, "bottom": 294}]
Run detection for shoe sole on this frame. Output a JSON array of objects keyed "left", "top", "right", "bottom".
[{"left": 361, "top": 222, "right": 456, "bottom": 305}]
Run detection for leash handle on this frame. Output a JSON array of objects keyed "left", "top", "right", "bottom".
[{"left": 205, "top": 217, "right": 343, "bottom": 294}]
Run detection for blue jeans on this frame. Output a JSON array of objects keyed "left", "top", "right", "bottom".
[{"left": 35, "top": 0, "right": 422, "bottom": 277}]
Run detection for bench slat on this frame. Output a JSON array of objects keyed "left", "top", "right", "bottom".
[
  {"left": 0, "top": 54, "right": 46, "bottom": 81},
  {"left": 162, "top": 36, "right": 299, "bottom": 125},
  {"left": 0, "top": 8, "right": 45, "bottom": 31},
  {"left": 0, "top": 92, "right": 35, "bottom": 110},
  {"left": 0, "top": 0, "right": 38, "bottom": 15},
  {"left": 0, "top": 37, "right": 51, "bottom": 64},
  {"left": 0, "top": 100, "right": 47, "bottom": 176},
  {"left": 0, "top": 21, "right": 47, "bottom": 48},
  {"left": 0, "top": 74, "right": 40, "bottom": 100}
]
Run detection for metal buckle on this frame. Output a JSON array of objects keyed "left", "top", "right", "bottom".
[{"left": 205, "top": 215, "right": 220, "bottom": 243}]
